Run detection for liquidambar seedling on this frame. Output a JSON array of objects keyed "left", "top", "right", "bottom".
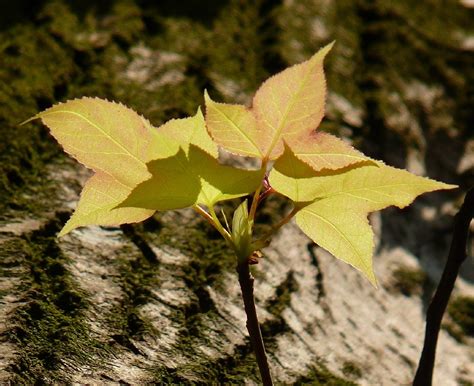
[{"left": 24, "top": 43, "right": 456, "bottom": 385}]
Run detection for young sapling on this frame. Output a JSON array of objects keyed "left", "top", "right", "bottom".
[{"left": 24, "top": 43, "right": 456, "bottom": 385}]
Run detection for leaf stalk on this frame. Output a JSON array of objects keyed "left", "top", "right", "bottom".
[
  {"left": 249, "top": 159, "right": 269, "bottom": 221},
  {"left": 193, "top": 205, "right": 232, "bottom": 243}
]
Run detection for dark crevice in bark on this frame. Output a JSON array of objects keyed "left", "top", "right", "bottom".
[
  {"left": 120, "top": 224, "right": 159, "bottom": 263},
  {"left": 261, "top": 270, "right": 298, "bottom": 346},
  {"left": 307, "top": 243, "right": 326, "bottom": 300}
]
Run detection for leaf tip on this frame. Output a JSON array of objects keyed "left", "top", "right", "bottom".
[
  {"left": 58, "top": 221, "right": 74, "bottom": 238},
  {"left": 195, "top": 105, "right": 203, "bottom": 117},
  {"left": 326, "top": 40, "right": 336, "bottom": 51},
  {"left": 366, "top": 270, "right": 378, "bottom": 288},
  {"left": 313, "top": 41, "right": 335, "bottom": 62}
]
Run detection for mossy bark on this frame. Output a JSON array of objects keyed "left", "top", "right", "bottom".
[{"left": 0, "top": 0, "right": 473, "bottom": 384}]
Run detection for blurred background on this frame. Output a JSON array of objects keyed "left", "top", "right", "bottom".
[{"left": 0, "top": 0, "right": 473, "bottom": 384}]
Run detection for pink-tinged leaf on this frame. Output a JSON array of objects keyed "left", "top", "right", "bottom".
[
  {"left": 253, "top": 42, "right": 334, "bottom": 159},
  {"left": 288, "top": 132, "right": 370, "bottom": 171},
  {"left": 204, "top": 91, "right": 263, "bottom": 158}
]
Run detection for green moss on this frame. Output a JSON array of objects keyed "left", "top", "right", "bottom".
[
  {"left": 341, "top": 361, "right": 362, "bottom": 379},
  {"left": 448, "top": 296, "right": 474, "bottom": 337},
  {"left": 2, "top": 0, "right": 472, "bottom": 382},
  {"left": 6, "top": 220, "right": 111, "bottom": 383},
  {"left": 391, "top": 266, "right": 427, "bottom": 296},
  {"left": 294, "top": 364, "right": 358, "bottom": 385},
  {"left": 457, "top": 378, "right": 473, "bottom": 386}
]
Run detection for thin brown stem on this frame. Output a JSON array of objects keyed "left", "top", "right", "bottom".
[
  {"left": 413, "top": 188, "right": 474, "bottom": 386},
  {"left": 249, "top": 159, "right": 269, "bottom": 222},
  {"left": 237, "top": 261, "right": 273, "bottom": 386}
]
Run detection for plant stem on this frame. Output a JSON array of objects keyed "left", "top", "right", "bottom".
[
  {"left": 413, "top": 188, "right": 474, "bottom": 386},
  {"left": 237, "top": 261, "right": 273, "bottom": 386},
  {"left": 249, "top": 159, "right": 268, "bottom": 222}
]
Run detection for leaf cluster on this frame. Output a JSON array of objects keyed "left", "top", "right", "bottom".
[{"left": 25, "top": 43, "right": 455, "bottom": 284}]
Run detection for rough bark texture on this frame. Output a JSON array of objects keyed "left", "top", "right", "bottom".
[{"left": 0, "top": 1, "right": 473, "bottom": 385}]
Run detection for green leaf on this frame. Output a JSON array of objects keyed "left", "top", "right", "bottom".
[
  {"left": 297, "top": 197, "right": 377, "bottom": 283},
  {"left": 59, "top": 172, "right": 154, "bottom": 237},
  {"left": 26, "top": 97, "right": 178, "bottom": 186},
  {"left": 119, "top": 145, "right": 264, "bottom": 210},
  {"left": 232, "top": 200, "right": 253, "bottom": 261},
  {"left": 270, "top": 147, "right": 457, "bottom": 284},
  {"left": 25, "top": 97, "right": 179, "bottom": 235},
  {"left": 158, "top": 107, "right": 218, "bottom": 158},
  {"left": 191, "top": 147, "right": 264, "bottom": 207},
  {"left": 117, "top": 148, "right": 200, "bottom": 210}
]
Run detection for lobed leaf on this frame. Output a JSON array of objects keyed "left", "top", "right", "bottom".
[
  {"left": 25, "top": 97, "right": 179, "bottom": 235},
  {"left": 158, "top": 107, "right": 218, "bottom": 158},
  {"left": 204, "top": 91, "right": 262, "bottom": 158},
  {"left": 270, "top": 147, "right": 457, "bottom": 284},
  {"left": 59, "top": 172, "right": 154, "bottom": 237},
  {"left": 25, "top": 97, "right": 178, "bottom": 186},
  {"left": 297, "top": 198, "right": 377, "bottom": 284},
  {"left": 288, "top": 132, "right": 370, "bottom": 171},
  {"left": 253, "top": 42, "right": 334, "bottom": 159},
  {"left": 204, "top": 42, "right": 365, "bottom": 172},
  {"left": 119, "top": 145, "right": 264, "bottom": 210}
]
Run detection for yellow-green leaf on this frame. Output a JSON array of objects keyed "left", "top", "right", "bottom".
[
  {"left": 59, "top": 172, "right": 154, "bottom": 237},
  {"left": 270, "top": 147, "right": 457, "bottom": 284},
  {"left": 159, "top": 107, "right": 218, "bottom": 158},
  {"left": 191, "top": 147, "right": 264, "bottom": 206},
  {"left": 117, "top": 148, "right": 200, "bottom": 210},
  {"left": 296, "top": 198, "right": 377, "bottom": 284},
  {"left": 25, "top": 97, "right": 179, "bottom": 235},
  {"left": 232, "top": 200, "right": 253, "bottom": 261},
  {"left": 119, "top": 145, "right": 264, "bottom": 210},
  {"left": 204, "top": 91, "right": 262, "bottom": 158},
  {"left": 253, "top": 42, "right": 334, "bottom": 159},
  {"left": 26, "top": 97, "right": 178, "bottom": 186}
]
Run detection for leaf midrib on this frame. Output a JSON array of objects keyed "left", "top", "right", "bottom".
[
  {"left": 317, "top": 181, "right": 438, "bottom": 202},
  {"left": 40, "top": 109, "right": 144, "bottom": 165},
  {"left": 212, "top": 106, "right": 261, "bottom": 156},
  {"left": 299, "top": 210, "right": 371, "bottom": 273},
  {"left": 264, "top": 61, "right": 316, "bottom": 157}
]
